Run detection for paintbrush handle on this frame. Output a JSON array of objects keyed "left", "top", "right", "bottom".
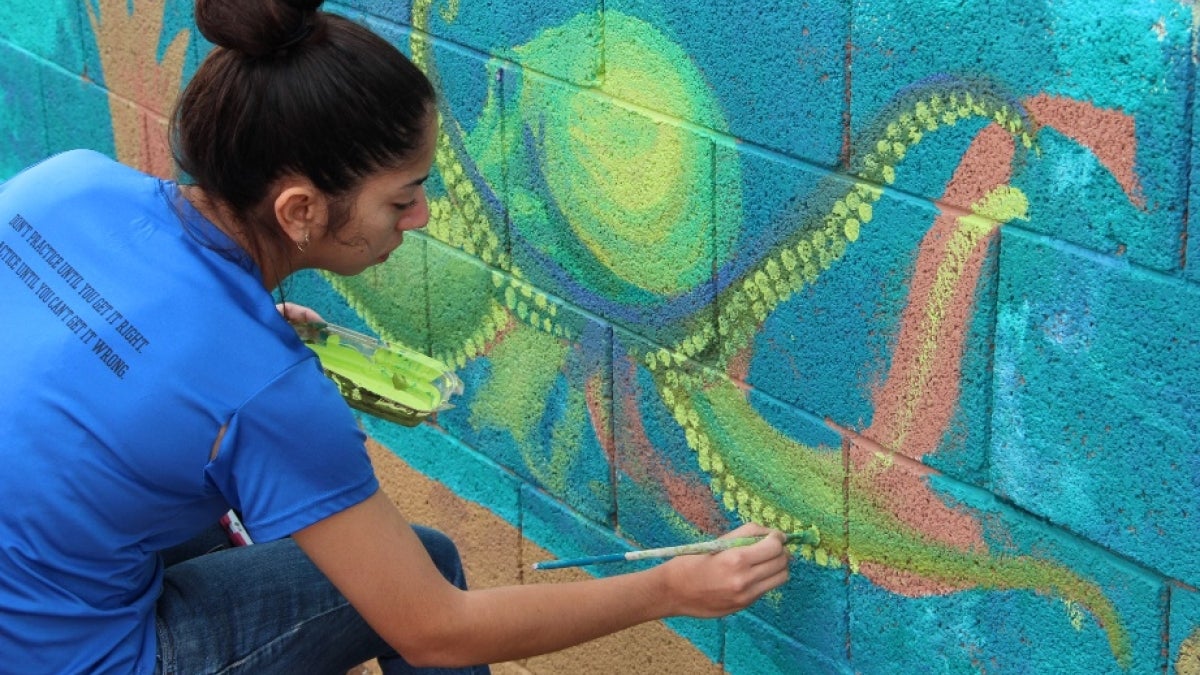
[{"left": 532, "top": 531, "right": 817, "bottom": 570}]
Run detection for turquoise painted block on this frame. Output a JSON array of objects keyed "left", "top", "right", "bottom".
[
  {"left": 1170, "top": 587, "right": 1200, "bottom": 673},
  {"left": 0, "top": 41, "right": 47, "bottom": 179},
  {"left": 606, "top": 0, "right": 848, "bottom": 166},
  {"left": 849, "top": 476, "right": 1165, "bottom": 674},
  {"left": 1189, "top": 60, "right": 1200, "bottom": 285},
  {"left": 519, "top": 482, "right": 722, "bottom": 663},
  {"left": 40, "top": 60, "right": 114, "bottom": 158},
  {"left": 725, "top": 612, "right": 851, "bottom": 675},
  {"left": 993, "top": 228, "right": 1200, "bottom": 585},
  {"left": 851, "top": 0, "right": 1191, "bottom": 272},
  {"left": 0, "top": 0, "right": 84, "bottom": 70},
  {"left": 348, "top": 0, "right": 601, "bottom": 86},
  {"left": 431, "top": 252, "right": 617, "bottom": 526},
  {"left": 282, "top": 269, "right": 381, "bottom": 340},
  {"left": 362, "top": 416, "right": 521, "bottom": 526}
]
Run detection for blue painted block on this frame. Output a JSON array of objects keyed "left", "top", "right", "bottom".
[
  {"left": 851, "top": 0, "right": 1191, "bottom": 273},
  {"left": 730, "top": 161, "right": 993, "bottom": 477},
  {"left": 0, "top": 42, "right": 48, "bottom": 179},
  {"left": 282, "top": 269, "right": 380, "bottom": 340},
  {"left": 992, "top": 228, "right": 1200, "bottom": 585},
  {"left": 431, "top": 250, "right": 617, "bottom": 526},
  {"left": 725, "top": 612, "right": 851, "bottom": 675},
  {"left": 744, "top": 515, "right": 848, "bottom": 668},
  {"left": 612, "top": 329, "right": 736, "bottom": 549},
  {"left": 404, "top": 32, "right": 513, "bottom": 272},
  {"left": 362, "top": 416, "right": 521, "bottom": 526},
  {"left": 849, "top": 475, "right": 1164, "bottom": 674},
  {"left": 606, "top": 0, "right": 847, "bottom": 167}
]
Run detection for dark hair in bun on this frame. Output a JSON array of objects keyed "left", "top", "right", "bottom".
[
  {"left": 172, "top": 0, "right": 436, "bottom": 262},
  {"left": 194, "top": 0, "right": 324, "bottom": 57}
]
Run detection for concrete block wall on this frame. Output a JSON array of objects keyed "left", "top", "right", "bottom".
[{"left": 3, "top": 1, "right": 1198, "bottom": 672}]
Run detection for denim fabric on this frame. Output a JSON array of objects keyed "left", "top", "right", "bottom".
[{"left": 155, "top": 524, "right": 490, "bottom": 675}]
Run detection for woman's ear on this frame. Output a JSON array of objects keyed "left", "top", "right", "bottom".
[{"left": 273, "top": 178, "right": 328, "bottom": 251}]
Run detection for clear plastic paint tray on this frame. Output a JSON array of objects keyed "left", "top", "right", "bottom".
[{"left": 292, "top": 321, "right": 463, "bottom": 427}]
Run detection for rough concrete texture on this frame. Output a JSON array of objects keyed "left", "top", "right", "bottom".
[{"left": 3, "top": 0, "right": 1199, "bottom": 672}]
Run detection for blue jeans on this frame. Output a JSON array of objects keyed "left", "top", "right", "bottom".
[{"left": 155, "top": 523, "right": 490, "bottom": 675}]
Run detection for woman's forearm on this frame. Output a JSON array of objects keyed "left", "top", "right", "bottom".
[{"left": 406, "top": 567, "right": 675, "bottom": 667}]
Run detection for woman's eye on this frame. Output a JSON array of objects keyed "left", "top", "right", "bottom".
[{"left": 394, "top": 199, "right": 418, "bottom": 211}]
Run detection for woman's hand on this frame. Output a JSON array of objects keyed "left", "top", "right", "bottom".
[
  {"left": 276, "top": 302, "right": 324, "bottom": 324},
  {"left": 657, "top": 523, "right": 792, "bottom": 618}
]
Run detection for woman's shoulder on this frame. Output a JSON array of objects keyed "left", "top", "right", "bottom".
[
  {"left": 23, "top": 148, "right": 124, "bottom": 174},
  {"left": 4, "top": 150, "right": 144, "bottom": 196}
]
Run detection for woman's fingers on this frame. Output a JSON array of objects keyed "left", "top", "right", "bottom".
[{"left": 276, "top": 302, "right": 324, "bottom": 323}]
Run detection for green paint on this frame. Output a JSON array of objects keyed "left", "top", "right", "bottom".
[
  {"left": 470, "top": 321, "right": 569, "bottom": 444},
  {"left": 394, "top": 10, "right": 1137, "bottom": 664},
  {"left": 511, "top": 12, "right": 735, "bottom": 295},
  {"left": 299, "top": 324, "right": 460, "bottom": 427}
]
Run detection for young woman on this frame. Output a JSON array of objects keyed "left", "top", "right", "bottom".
[{"left": 0, "top": 0, "right": 791, "bottom": 672}]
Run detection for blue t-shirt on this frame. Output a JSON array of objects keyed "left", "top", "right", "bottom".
[{"left": 0, "top": 150, "right": 379, "bottom": 672}]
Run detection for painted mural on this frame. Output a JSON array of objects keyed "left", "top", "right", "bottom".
[{"left": 4, "top": 0, "right": 1198, "bottom": 672}]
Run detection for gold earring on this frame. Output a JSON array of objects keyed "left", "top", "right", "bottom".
[{"left": 297, "top": 232, "right": 310, "bottom": 252}]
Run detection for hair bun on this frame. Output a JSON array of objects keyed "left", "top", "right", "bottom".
[{"left": 194, "top": 0, "right": 325, "bottom": 56}]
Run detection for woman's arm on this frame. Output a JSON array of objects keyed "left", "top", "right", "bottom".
[{"left": 293, "top": 489, "right": 790, "bottom": 668}]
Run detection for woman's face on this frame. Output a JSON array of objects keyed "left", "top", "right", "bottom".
[{"left": 310, "top": 116, "right": 439, "bottom": 276}]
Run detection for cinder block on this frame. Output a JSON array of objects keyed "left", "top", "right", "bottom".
[
  {"left": 724, "top": 159, "right": 993, "bottom": 477},
  {"left": 615, "top": 328, "right": 850, "bottom": 662},
  {"left": 0, "top": 41, "right": 47, "bottom": 179},
  {"left": 402, "top": 31, "right": 513, "bottom": 272},
  {"left": 992, "top": 228, "right": 1200, "bottom": 585},
  {"left": 1171, "top": 586, "right": 1200, "bottom": 674},
  {"left": 39, "top": 61, "right": 114, "bottom": 158},
  {"left": 504, "top": 67, "right": 718, "bottom": 347},
  {"left": 519, "top": 483, "right": 723, "bottom": 672},
  {"left": 0, "top": 0, "right": 85, "bottom": 71},
  {"left": 725, "top": 612, "right": 851, "bottom": 675},
  {"left": 283, "top": 269, "right": 380, "bottom": 338},
  {"left": 612, "top": 329, "right": 736, "bottom": 550},
  {"left": 362, "top": 416, "right": 521, "bottom": 528},
  {"left": 605, "top": 0, "right": 847, "bottom": 166},
  {"left": 848, "top": 461, "right": 1165, "bottom": 674},
  {"left": 430, "top": 253, "right": 616, "bottom": 525},
  {"left": 851, "top": 0, "right": 1191, "bottom": 272},
  {"left": 363, "top": 0, "right": 601, "bottom": 87},
  {"left": 80, "top": 0, "right": 192, "bottom": 118}
]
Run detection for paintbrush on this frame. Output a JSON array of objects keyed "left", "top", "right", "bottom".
[{"left": 531, "top": 530, "right": 819, "bottom": 570}]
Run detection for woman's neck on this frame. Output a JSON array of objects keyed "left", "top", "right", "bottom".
[{"left": 180, "top": 185, "right": 292, "bottom": 290}]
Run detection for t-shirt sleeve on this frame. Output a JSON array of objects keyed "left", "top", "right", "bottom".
[{"left": 205, "top": 358, "right": 379, "bottom": 542}]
